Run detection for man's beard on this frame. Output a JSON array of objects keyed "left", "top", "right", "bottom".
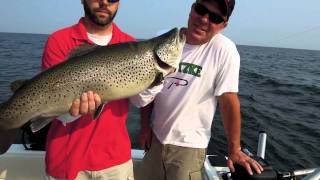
[{"left": 83, "top": 1, "right": 117, "bottom": 27}]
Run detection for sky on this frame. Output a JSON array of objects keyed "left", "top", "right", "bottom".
[{"left": 0, "top": 0, "right": 320, "bottom": 51}]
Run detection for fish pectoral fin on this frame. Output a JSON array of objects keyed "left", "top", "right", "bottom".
[
  {"left": 93, "top": 103, "right": 106, "bottom": 120},
  {"left": 10, "top": 79, "right": 29, "bottom": 92},
  {"left": 30, "top": 118, "right": 54, "bottom": 133}
]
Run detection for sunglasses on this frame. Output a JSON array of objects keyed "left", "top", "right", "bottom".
[
  {"left": 193, "top": 3, "right": 225, "bottom": 24},
  {"left": 92, "top": 0, "right": 119, "bottom": 3},
  {"left": 107, "top": 0, "right": 119, "bottom": 3}
]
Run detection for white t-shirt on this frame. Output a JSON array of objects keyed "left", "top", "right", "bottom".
[
  {"left": 152, "top": 33, "right": 240, "bottom": 148},
  {"left": 87, "top": 33, "right": 112, "bottom": 46}
]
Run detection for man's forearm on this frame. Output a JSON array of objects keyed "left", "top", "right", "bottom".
[
  {"left": 139, "top": 102, "right": 154, "bottom": 150},
  {"left": 140, "top": 102, "right": 154, "bottom": 129},
  {"left": 219, "top": 93, "right": 241, "bottom": 153}
]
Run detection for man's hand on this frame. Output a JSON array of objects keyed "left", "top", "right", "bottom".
[
  {"left": 227, "top": 149, "right": 264, "bottom": 175},
  {"left": 69, "top": 91, "right": 102, "bottom": 116}
]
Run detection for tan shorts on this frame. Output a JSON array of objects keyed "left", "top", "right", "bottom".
[
  {"left": 137, "top": 135, "right": 206, "bottom": 180},
  {"left": 46, "top": 159, "right": 134, "bottom": 180}
]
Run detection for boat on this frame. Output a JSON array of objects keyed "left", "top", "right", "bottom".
[{"left": 0, "top": 132, "right": 319, "bottom": 180}]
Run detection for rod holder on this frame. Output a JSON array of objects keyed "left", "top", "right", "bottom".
[{"left": 257, "top": 131, "right": 267, "bottom": 159}]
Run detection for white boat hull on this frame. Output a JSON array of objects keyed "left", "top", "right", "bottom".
[{"left": 0, "top": 144, "right": 227, "bottom": 180}]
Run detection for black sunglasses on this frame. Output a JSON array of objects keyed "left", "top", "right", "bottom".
[
  {"left": 94, "top": 0, "right": 119, "bottom": 3},
  {"left": 193, "top": 3, "right": 225, "bottom": 24},
  {"left": 107, "top": 0, "right": 119, "bottom": 3}
]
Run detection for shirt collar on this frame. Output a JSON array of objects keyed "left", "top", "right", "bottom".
[{"left": 71, "top": 18, "right": 90, "bottom": 42}]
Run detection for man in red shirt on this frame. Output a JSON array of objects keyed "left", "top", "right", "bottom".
[{"left": 42, "top": 0, "right": 136, "bottom": 179}]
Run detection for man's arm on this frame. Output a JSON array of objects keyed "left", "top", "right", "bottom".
[
  {"left": 139, "top": 102, "right": 153, "bottom": 151},
  {"left": 129, "top": 84, "right": 164, "bottom": 151},
  {"left": 219, "top": 92, "right": 263, "bottom": 175}
]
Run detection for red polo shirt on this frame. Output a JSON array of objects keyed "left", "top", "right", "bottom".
[{"left": 42, "top": 18, "right": 135, "bottom": 180}]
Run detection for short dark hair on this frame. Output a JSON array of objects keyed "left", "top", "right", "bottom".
[{"left": 196, "top": 0, "right": 235, "bottom": 20}]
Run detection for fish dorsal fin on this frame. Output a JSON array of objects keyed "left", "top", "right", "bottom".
[
  {"left": 30, "top": 118, "right": 54, "bottom": 133},
  {"left": 67, "top": 44, "right": 100, "bottom": 59},
  {"left": 10, "top": 79, "right": 29, "bottom": 92}
]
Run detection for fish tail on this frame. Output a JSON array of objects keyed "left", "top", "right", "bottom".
[{"left": 0, "top": 102, "right": 17, "bottom": 152}]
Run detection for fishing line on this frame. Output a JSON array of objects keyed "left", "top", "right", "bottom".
[{"left": 265, "top": 25, "right": 320, "bottom": 45}]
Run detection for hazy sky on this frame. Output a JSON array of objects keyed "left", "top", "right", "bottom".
[{"left": 1, "top": 0, "right": 320, "bottom": 50}]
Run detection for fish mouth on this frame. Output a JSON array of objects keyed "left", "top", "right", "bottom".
[
  {"left": 154, "top": 28, "right": 186, "bottom": 76},
  {"left": 156, "top": 57, "right": 176, "bottom": 74},
  {"left": 166, "top": 28, "right": 185, "bottom": 72}
]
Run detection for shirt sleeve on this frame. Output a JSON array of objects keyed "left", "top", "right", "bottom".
[
  {"left": 129, "top": 84, "right": 164, "bottom": 108},
  {"left": 41, "top": 35, "right": 67, "bottom": 70},
  {"left": 213, "top": 44, "right": 240, "bottom": 96}
]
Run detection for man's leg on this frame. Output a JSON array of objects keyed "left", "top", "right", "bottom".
[
  {"left": 46, "top": 160, "right": 134, "bottom": 180},
  {"left": 95, "top": 159, "right": 134, "bottom": 180},
  {"left": 137, "top": 135, "right": 165, "bottom": 180},
  {"left": 163, "top": 145, "right": 206, "bottom": 180}
]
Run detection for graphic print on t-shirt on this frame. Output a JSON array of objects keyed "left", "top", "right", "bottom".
[
  {"left": 179, "top": 62, "right": 202, "bottom": 77},
  {"left": 165, "top": 62, "right": 202, "bottom": 89}
]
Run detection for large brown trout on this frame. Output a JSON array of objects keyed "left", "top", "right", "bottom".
[{"left": 0, "top": 28, "right": 185, "bottom": 137}]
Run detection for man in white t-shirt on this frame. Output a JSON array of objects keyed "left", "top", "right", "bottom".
[{"left": 136, "top": 0, "right": 264, "bottom": 179}]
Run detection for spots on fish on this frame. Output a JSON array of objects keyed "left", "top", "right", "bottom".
[{"left": 0, "top": 28, "right": 184, "bottom": 130}]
